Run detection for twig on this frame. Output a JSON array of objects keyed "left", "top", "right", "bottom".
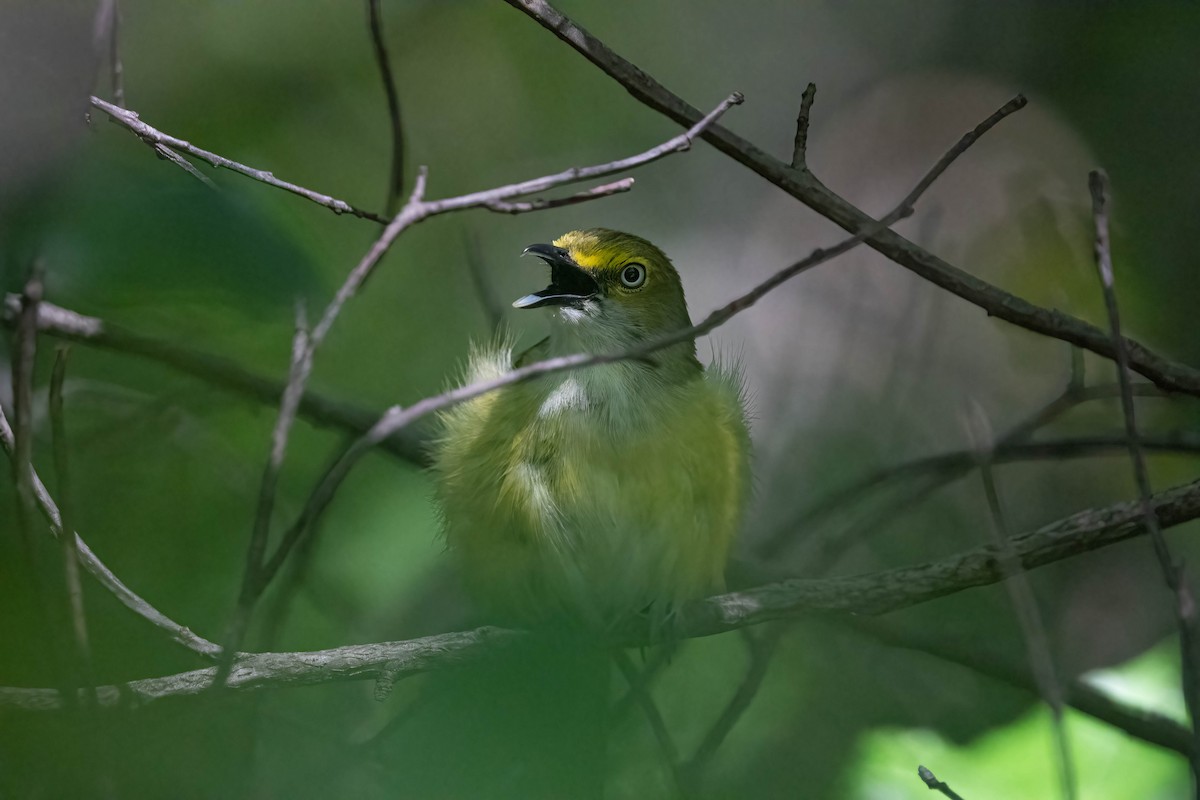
[
  {"left": 151, "top": 143, "right": 216, "bottom": 187},
  {"left": 503, "top": 0, "right": 1200, "bottom": 397},
  {"left": 0, "top": 404, "right": 224, "bottom": 659},
  {"left": 92, "top": 0, "right": 125, "bottom": 107},
  {"left": 844, "top": 616, "right": 1194, "bottom": 758},
  {"left": 682, "top": 627, "right": 783, "bottom": 788},
  {"left": 790, "top": 82, "right": 816, "bottom": 169},
  {"left": 967, "top": 406, "right": 1075, "bottom": 800},
  {"left": 1089, "top": 169, "right": 1200, "bottom": 779},
  {"left": 10, "top": 269, "right": 42, "bottom": 560},
  {"left": 0, "top": 295, "right": 429, "bottom": 467},
  {"left": 7, "top": 474, "right": 1200, "bottom": 711},
  {"left": 759, "top": 381, "right": 1181, "bottom": 562},
  {"left": 89, "top": 96, "right": 389, "bottom": 223},
  {"left": 49, "top": 348, "right": 96, "bottom": 700},
  {"left": 482, "top": 176, "right": 634, "bottom": 214},
  {"left": 612, "top": 650, "right": 684, "bottom": 795},
  {"left": 367, "top": 0, "right": 405, "bottom": 215},
  {"left": 214, "top": 307, "right": 310, "bottom": 687},
  {"left": 918, "top": 765, "right": 966, "bottom": 800},
  {"left": 9, "top": 269, "right": 77, "bottom": 704}
]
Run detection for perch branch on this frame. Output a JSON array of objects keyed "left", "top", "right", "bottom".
[{"left": 5, "top": 474, "right": 1200, "bottom": 711}]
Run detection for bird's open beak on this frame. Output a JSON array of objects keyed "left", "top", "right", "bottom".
[{"left": 513, "top": 243, "right": 601, "bottom": 309}]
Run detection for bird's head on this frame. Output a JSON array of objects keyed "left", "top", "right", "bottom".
[{"left": 514, "top": 229, "right": 693, "bottom": 347}]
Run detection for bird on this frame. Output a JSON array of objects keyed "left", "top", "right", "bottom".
[{"left": 434, "top": 228, "right": 751, "bottom": 633}]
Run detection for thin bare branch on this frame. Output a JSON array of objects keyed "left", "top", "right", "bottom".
[
  {"left": 151, "top": 142, "right": 216, "bottom": 187},
  {"left": 92, "top": 0, "right": 124, "bottom": 107},
  {"left": 6, "top": 474, "right": 1200, "bottom": 712},
  {"left": 759, "top": 382, "right": 1183, "bottom": 562},
  {"left": 215, "top": 307, "right": 310, "bottom": 687},
  {"left": 49, "top": 347, "right": 95, "bottom": 698},
  {"left": 0, "top": 404, "right": 223, "bottom": 660},
  {"left": 918, "top": 766, "right": 967, "bottom": 800},
  {"left": 613, "top": 650, "right": 684, "bottom": 795},
  {"left": 89, "top": 96, "right": 389, "bottom": 223},
  {"left": 1089, "top": 169, "right": 1200, "bottom": 778},
  {"left": 503, "top": 0, "right": 1200, "bottom": 397},
  {"left": 0, "top": 295, "right": 430, "bottom": 467},
  {"left": 682, "top": 627, "right": 783, "bottom": 786},
  {"left": 845, "top": 617, "right": 1194, "bottom": 758},
  {"left": 10, "top": 268, "right": 42, "bottom": 559},
  {"left": 367, "top": 0, "right": 405, "bottom": 215},
  {"left": 968, "top": 406, "right": 1075, "bottom": 800},
  {"left": 790, "top": 82, "right": 816, "bottom": 169},
  {"left": 482, "top": 176, "right": 634, "bottom": 214}
]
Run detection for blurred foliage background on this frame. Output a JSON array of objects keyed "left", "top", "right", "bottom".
[{"left": 1, "top": 1, "right": 1199, "bottom": 797}]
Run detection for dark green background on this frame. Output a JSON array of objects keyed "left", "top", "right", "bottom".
[{"left": 1, "top": 1, "right": 1197, "bottom": 797}]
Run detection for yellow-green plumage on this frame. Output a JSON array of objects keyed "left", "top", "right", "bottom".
[{"left": 435, "top": 229, "right": 750, "bottom": 629}]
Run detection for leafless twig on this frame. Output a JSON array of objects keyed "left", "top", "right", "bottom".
[
  {"left": 918, "top": 766, "right": 966, "bottom": 800},
  {"left": 1089, "top": 169, "right": 1200, "bottom": 780},
  {"left": 89, "top": 96, "right": 389, "bottom": 222},
  {"left": 0, "top": 404, "right": 223, "bottom": 659},
  {"left": 844, "top": 616, "right": 1193, "bottom": 758},
  {"left": 967, "top": 406, "right": 1075, "bottom": 800},
  {"left": 49, "top": 348, "right": 95, "bottom": 700},
  {"left": 759, "top": 378, "right": 1182, "bottom": 563},
  {"left": 790, "top": 82, "right": 816, "bottom": 169},
  {"left": 682, "top": 627, "right": 783, "bottom": 788},
  {"left": 92, "top": 0, "right": 124, "bottom": 107},
  {"left": 0, "top": 295, "right": 429, "bottom": 467},
  {"left": 10, "top": 269, "right": 42, "bottom": 561},
  {"left": 612, "top": 650, "right": 684, "bottom": 795},
  {"left": 214, "top": 307, "right": 310, "bottom": 687},
  {"left": 367, "top": 0, "right": 405, "bottom": 215},
  {"left": 482, "top": 177, "right": 634, "bottom": 214}
]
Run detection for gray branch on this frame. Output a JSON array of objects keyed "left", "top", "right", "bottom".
[{"left": 4, "top": 475, "right": 1198, "bottom": 711}]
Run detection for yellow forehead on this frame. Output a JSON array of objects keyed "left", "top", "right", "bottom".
[{"left": 552, "top": 228, "right": 673, "bottom": 274}]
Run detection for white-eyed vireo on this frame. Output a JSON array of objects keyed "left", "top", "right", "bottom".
[{"left": 436, "top": 229, "right": 750, "bottom": 630}]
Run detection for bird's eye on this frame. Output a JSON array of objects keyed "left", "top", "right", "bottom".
[{"left": 619, "top": 263, "right": 646, "bottom": 288}]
